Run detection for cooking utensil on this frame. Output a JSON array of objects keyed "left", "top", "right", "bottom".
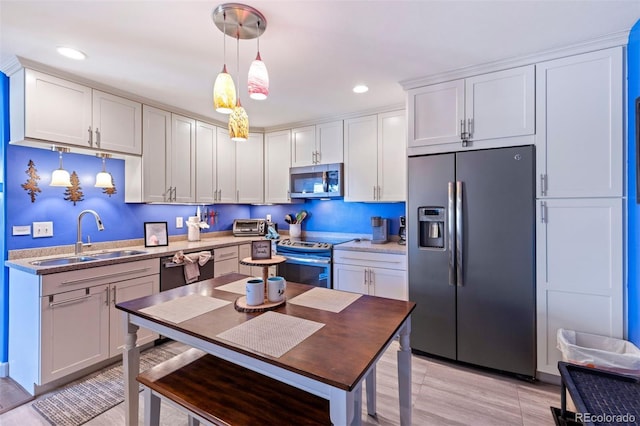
[
  {"left": 284, "top": 214, "right": 293, "bottom": 224},
  {"left": 296, "top": 210, "right": 307, "bottom": 223}
]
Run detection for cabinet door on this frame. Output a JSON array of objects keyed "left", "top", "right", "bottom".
[
  {"left": 40, "top": 286, "right": 109, "bottom": 384},
  {"left": 195, "top": 121, "right": 218, "bottom": 203},
  {"left": 24, "top": 69, "right": 92, "bottom": 147},
  {"left": 370, "top": 268, "right": 407, "bottom": 301},
  {"left": 265, "top": 130, "right": 292, "bottom": 203},
  {"left": 536, "top": 47, "right": 623, "bottom": 198},
  {"left": 536, "top": 198, "right": 623, "bottom": 375},
  {"left": 333, "top": 263, "right": 368, "bottom": 295},
  {"left": 216, "top": 127, "right": 237, "bottom": 203},
  {"left": 109, "top": 275, "right": 159, "bottom": 358},
  {"left": 215, "top": 259, "right": 239, "bottom": 277},
  {"left": 142, "top": 105, "right": 171, "bottom": 202},
  {"left": 291, "top": 125, "right": 316, "bottom": 167},
  {"left": 170, "top": 114, "right": 196, "bottom": 203},
  {"left": 237, "top": 133, "right": 264, "bottom": 203},
  {"left": 465, "top": 65, "right": 534, "bottom": 142},
  {"left": 408, "top": 79, "right": 464, "bottom": 148},
  {"left": 92, "top": 90, "right": 142, "bottom": 155},
  {"left": 316, "top": 121, "right": 343, "bottom": 164},
  {"left": 344, "top": 115, "right": 378, "bottom": 201},
  {"left": 377, "top": 110, "right": 406, "bottom": 202}
]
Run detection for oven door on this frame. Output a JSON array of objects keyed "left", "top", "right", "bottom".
[{"left": 277, "top": 254, "right": 331, "bottom": 288}]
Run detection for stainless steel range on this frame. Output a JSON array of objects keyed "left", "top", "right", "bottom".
[{"left": 276, "top": 236, "right": 353, "bottom": 288}]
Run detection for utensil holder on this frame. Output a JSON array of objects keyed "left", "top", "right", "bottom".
[{"left": 289, "top": 224, "right": 301, "bottom": 238}]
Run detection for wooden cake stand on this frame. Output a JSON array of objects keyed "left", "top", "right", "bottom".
[{"left": 236, "top": 255, "right": 287, "bottom": 312}]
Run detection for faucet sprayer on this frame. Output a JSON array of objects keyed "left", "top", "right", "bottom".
[{"left": 76, "top": 210, "right": 105, "bottom": 255}]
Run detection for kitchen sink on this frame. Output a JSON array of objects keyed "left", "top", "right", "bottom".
[
  {"left": 30, "top": 255, "right": 98, "bottom": 266},
  {"left": 91, "top": 249, "right": 147, "bottom": 259}
]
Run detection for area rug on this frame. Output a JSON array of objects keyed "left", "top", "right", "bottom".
[{"left": 32, "top": 345, "right": 176, "bottom": 426}]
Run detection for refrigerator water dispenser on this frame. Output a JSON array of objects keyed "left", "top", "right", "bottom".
[{"left": 419, "top": 207, "right": 445, "bottom": 249}]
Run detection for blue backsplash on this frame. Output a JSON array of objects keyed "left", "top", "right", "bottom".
[{"left": 6, "top": 145, "right": 405, "bottom": 250}]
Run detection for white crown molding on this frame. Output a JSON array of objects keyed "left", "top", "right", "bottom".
[{"left": 400, "top": 30, "right": 630, "bottom": 90}]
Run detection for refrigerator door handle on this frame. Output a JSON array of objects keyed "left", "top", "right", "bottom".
[
  {"left": 456, "top": 181, "right": 464, "bottom": 287},
  {"left": 448, "top": 182, "right": 456, "bottom": 286}
]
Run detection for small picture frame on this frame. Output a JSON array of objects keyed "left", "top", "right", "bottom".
[
  {"left": 251, "top": 240, "right": 272, "bottom": 260},
  {"left": 144, "top": 222, "right": 168, "bottom": 247}
]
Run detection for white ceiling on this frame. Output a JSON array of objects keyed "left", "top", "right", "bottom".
[{"left": 2, "top": 0, "right": 640, "bottom": 130}]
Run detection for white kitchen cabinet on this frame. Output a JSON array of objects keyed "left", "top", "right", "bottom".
[
  {"left": 108, "top": 274, "right": 160, "bottom": 358},
  {"left": 536, "top": 198, "right": 623, "bottom": 376},
  {"left": 236, "top": 133, "right": 264, "bottom": 203},
  {"left": 407, "top": 65, "right": 534, "bottom": 151},
  {"left": 333, "top": 250, "right": 407, "bottom": 300},
  {"left": 344, "top": 111, "right": 406, "bottom": 202},
  {"left": 195, "top": 121, "right": 218, "bottom": 203},
  {"left": 536, "top": 47, "right": 623, "bottom": 198},
  {"left": 170, "top": 114, "right": 197, "bottom": 203},
  {"left": 9, "top": 68, "right": 142, "bottom": 154},
  {"left": 291, "top": 121, "right": 343, "bottom": 167},
  {"left": 9, "top": 259, "right": 159, "bottom": 395},
  {"left": 214, "top": 245, "right": 239, "bottom": 277},
  {"left": 264, "top": 130, "right": 293, "bottom": 203},
  {"left": 215, "top": 127, "right": 237, "bottom": 203}
]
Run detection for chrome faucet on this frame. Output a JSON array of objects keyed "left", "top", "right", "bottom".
[{"left": 76, "top": 210, "right": 105, "bottom": 255}]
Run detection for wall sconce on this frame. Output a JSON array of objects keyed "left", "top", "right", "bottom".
[
  {"left": 50, "top": 146, "right": 72, "bottom": 187},
  {"left": 95, "top": 153, "right": 113, "bottom": 188}
]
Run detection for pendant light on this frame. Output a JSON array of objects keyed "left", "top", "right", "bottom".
[
  {"left": 247, "top": 21, "right": 268, "bottom": 100},
  {"left": 229, "top": 32, "right": 249, "bottom": 141},
  {"left": 50, "top": 146, "right": 72, "bottom": 187},
  {"left": 95, "top": 153, "right": 113, "bottom": 188},
  {"left": 213, "top": 15, "right": 236, "bottom": 114}
]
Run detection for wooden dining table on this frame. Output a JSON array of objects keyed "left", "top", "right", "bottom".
[{"left": 116, "top": 273, "right": 415, "bottom": 426}]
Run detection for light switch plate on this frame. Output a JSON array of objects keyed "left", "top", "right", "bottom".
[
  {"left": 12, "top": 225, "right": 31, "bottom": 236},
  {"left": 176, "top": 217, "right": 183, "bottom": 228},
  {"left": 33, "top": 221, "right": 54, "bottom": 238}
]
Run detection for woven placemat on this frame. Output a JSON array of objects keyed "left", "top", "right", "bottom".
[
  {"left": 140, "top": 294, "right": 230, "bottom": 323},
  {"left": 288, "top": 287, "right": 362, "bottom": 313},
  {"left": 216, "top": 311, "right": 324, "bottom": 358},
  {"left": 215, "top": 278, "right": 252, "bottom": 295}
]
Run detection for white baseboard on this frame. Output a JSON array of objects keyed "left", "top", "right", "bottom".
[{"left": 0, "top": 361, "right": 8, "bottom": 377}]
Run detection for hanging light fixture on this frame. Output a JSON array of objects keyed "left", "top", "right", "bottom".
[
  {"left": 50, "top": 146, "right": 72, "bottom": 187},
  {"left": 95, "top": 153, "right": 113, "bottom": 188},
  {"left": 212, "top": 3, "right": 267, "bottom": 139},
  {"left": 247, "top": 21, "right": 269, "bottom": 100},
  {"left": 212, "top": 14, "right": 236, "bottom": 114},
  {"left": 229, "top": 31, "right": 249, "bottom": 141}
]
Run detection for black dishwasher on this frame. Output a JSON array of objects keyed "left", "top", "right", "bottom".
[{"left": 160, "top": 250, "right": 215, "bottom": 291}]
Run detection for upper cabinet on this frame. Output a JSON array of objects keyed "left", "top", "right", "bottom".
[
  {"left": 264, "top": 130, "right": 293, "bottom": 203},
  {"left": 407, "top": 65, "right": 534, "bottom": 153},
  {"left": 195, "top": 121, "right": 218, "bottom": 204},
  {"left": 291, "top": 121, "right": 343, "bottom": 167},
  {"left": 10, "top": 68, "right": 142, "bottom": 155},
  {"left": 536, "top": 47, "right": 623, "bottom": 199},
  {"left": 344, "top": 110, "right": 406, "bottom": 202},
  {"left": 215, "top": 128, "right": 264, "bottom": 204}
]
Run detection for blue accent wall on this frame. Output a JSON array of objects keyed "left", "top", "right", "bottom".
[{"left": 628, "top": 20, "right": 640, "bottom": 346}]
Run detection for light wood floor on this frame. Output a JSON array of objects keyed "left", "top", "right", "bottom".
[{"left": 0, "top": 340, "right": 561, "bottom": 425}]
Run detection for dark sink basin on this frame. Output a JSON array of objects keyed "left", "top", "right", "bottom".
[
  {"left": 30, "top": 255, "right": 98, "bottom": 266},
  {"left": 91, "top": 249, "right": 147, "bottom": 259}
]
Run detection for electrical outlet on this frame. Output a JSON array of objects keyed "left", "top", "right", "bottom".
[
  {"left": 266, "top": 214, "right": 272, "bottom": 222},
  {"left": 33, "top": 221, "right": 53, "bottom": 238},
  {"left": 12, "top": 225, "right": 31, "bottom": 236},
  {"left": 176, "top": 217, "right": 183, "bottom": 228}
]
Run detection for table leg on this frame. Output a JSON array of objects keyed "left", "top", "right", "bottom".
[
  {"left": 330, "top": 387, "right": 355, "bottom": 426},
  {"left": 352, "top": 383, "right": 362, "bottom": 426},
  {"left": 397, "top": 317, "right": 412, "bottom": 426},
  {"left": 143, "top": 387, "right": 160, "bottom": 426},
  {"left": 366, "top": 366, "right": 377, "bottom": 417},
  {"left": 123, "top": 314, "right": 140, "bottom": 426}
]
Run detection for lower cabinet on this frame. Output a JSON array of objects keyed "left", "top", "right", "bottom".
[
  {"left": 214, "top": 245, "right": 239, "bottom": 277},
  {"left": 9, "top": 259, "right": 159, "bottom": 395},
  {"left": 333, "top": 250, "right": 407, "bottom": 300}
]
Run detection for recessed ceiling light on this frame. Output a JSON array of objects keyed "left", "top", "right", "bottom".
[
  {"left": 353, "top": 84, "right": 369, "bottom": 94},
  {"left": 56, "top": 46, "right": 86, "bottom": 60}
]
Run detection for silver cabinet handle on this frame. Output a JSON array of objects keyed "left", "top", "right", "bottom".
[
  {"left": 456, "top": 181, "right": 464, "bottom": 287},
  {"left": 316, "top": 150, "right": 320, "bottom": 164},
  {"left": 377, "top": 186, "right": 381, "bottom": 200},
  {"left": 540, "top": 174, "right": 547, "bottom": 196},
  {"left": 88, "top": 126, "right": 93, "bottom": 146},
  {"left": 467, "top": 118, "right": 473, "bottom": 139},
  {"left": 287, "top": 190, "right": 291, "bottom": 200},
  {"left": 448, "top": 182, "right": 456, "bottom": 286},
  {"left": 364, "top": 269, "right": 368, "bottom": 286},
  {"left": 95, "top": 128, "right": 101, "bottom": 147},
  {"left": 112, "top": 286, "right": 117, "bottom": 305},
  {"left": 49, "top": 288, "right": 91, "bottom": 308},
  {"left": 369, "top": 268, "right": 374, "bottom": 288},
  {"left": 218, "top": 189, "right": 222, "bottom": 201},
  {"left": 373, "top": 186, "right": 377, "bottom": 200},
  {"left": 460, "top": 119, "right": 465, "bottom": 139},
  {"left": 105, "top": 286, "right": 109, "bottom": 306},
  {"left": 540, "top": 201, "right": 547, "bottom": 224},
  {"left": 312, "top": 152, "right": 316, "bottom": 164},
  {"left": 172, "top": 187, "right": 177, "bottom": 202},
  {"left": 236, "top": 189, "right": 239, "bottom": 202}
]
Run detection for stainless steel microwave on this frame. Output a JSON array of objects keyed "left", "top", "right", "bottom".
[{"left": 289, "top": 163, "right": 343, "bottom": 199}]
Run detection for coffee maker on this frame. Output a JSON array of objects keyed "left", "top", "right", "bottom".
[
  {"left": 371, "top": 216, "right": 389, "bottom": 244},
  {"left": 398, "top": 216, "right": 406, "bottom": 245}
]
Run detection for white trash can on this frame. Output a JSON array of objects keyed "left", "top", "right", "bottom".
[{"left": 557, "top": 328, "right": 640, "bottom": 374}]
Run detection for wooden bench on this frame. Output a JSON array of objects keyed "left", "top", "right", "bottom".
[{"left": 137, "top": 347, "right": 331, "bottom": 426}]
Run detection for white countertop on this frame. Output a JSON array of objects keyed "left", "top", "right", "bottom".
[{"left": 335, "top": 239, "right": 406, "bottom": 255}]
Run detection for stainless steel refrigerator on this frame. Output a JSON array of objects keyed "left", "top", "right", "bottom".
[{"left": 408, "top": 145, "right": 535, "bottom": 378}]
